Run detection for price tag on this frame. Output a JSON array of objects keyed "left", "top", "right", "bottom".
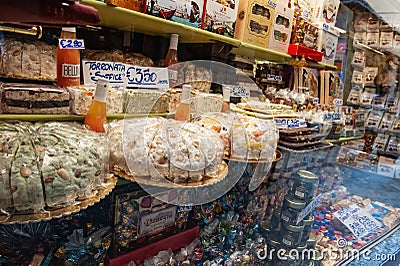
[
  {"left": 323, "top": 23, "right": 329, "bottom": 31},
  {"left": 323, "top": 113, "right": 332, "bottom": 121},
  {"left": 303, "top": 11, "right": 309, "bottom": 19},
  {"left": 82, "top": 60, "right": 169, "bottom": 90},
  {"left": 231, "top": 86, "right": 250, "bottom": 98},
  {"left": 287, "top": 119, "right": 300, "bottom": 129},
  {"left": 178, "top": 205, "right": 193, "bottom": 213},
  {"left": 296, "top": 193, "right": 324, "bottom": 224},
  {"left": 334, "top": 205, "right": 381, "bottom": 239},
  {"left": 333, "top": 99, "right": 343, "bottom": 105},
  {"left": 59, "top": 39, "right": 85, "bottom": 49},
  {"left": 274, "top": 118, "right": 288, "bottom": 129},
  {"left": 332, "top": 112, "right": 341, "bottom": 121},
  {"left": 267, "top": 74, "right": 283, "bottom": 82},
  {"left": 299, "top": 119, "right": 308, "bottom": 128},
  {"left": 313, "top": 98, "right": 320, "bottom": 104}
]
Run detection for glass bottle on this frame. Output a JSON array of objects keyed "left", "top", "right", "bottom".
[
  {"left": 57, "top": 27, "right": 80, "bottom": 87},
  {"left": 174, "top": 84, "right": 191, "bottom": 121},
  {"left": 84, "top": 79, "right": 108, "bottom": 133},
  {"left": 164, "top": 33, "right": 179, "bottom": 87}
]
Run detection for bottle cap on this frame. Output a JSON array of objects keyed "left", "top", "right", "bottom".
[
  {"left": 62, "top": 27, "right": 76, "bottom": 33},
  {"left": 169, "top": 34, "right": 179, "bottom": 50},
  {"left": 94, "top": 78, "right": 109, "bottom": 103},
  {"left": 181, "top": 84, "right": 191, "bottom": 103},
  {"left": 222, "top": 85, "right": 231, "bottom": 102}
]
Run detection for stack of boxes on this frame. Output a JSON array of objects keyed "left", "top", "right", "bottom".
[{"left": 262, "top": 170, "right": 320, "bottom": 265}]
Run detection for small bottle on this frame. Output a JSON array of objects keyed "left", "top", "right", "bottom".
[
  {"left": 221, "top": 85, "right": 231, "bottom": 113},
  {"left": 84, "top": 79, "right": 108, "bottom": 133},
  {"left": 174, "top": 84, "right": 191, "bottom": 121},
  {"left": 57, "top": 27, "right": 80, "bottom": 87},
  {"left": 164, "top": 34, "right": 179, "bottom": 87}
]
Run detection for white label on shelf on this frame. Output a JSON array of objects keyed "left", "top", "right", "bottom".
[
  {"left": 323, "top": 23, "right": 330, "bottom": 31},
  {"left": 282, "top": 238, "right": 292, "bottom": 246},
  {"left": 274, "top": 118, "right": 305, "bottom": 129},
  {"left": 82, "top": 60, "right": 169, "bottom": 90},
  {"left": 295, "top": 190, "right": 305, "bottom": 198},
  {"left": 231, "top": 86, "right": 250, "bottom": 98},
  {"left": 267, "top": 74, "right": 283, "bottom": 82},
  {"left": 296, "top": 193, "right": 323, "bottom": 225},
  {"left": 139, "top": 206, "right": 177, "bottom": 235},
  {"left": 177, "top": 205, "right": 193, "bottom": 213},
  {"left": 333, "top": 99, "right": 343, "bottom": 105},
  {"left": 313, "top": 98, "right": 320, "bottom": 104},
  {"left": 334, "top": 205, "right": 381, "bottom": 239},
  {"left": 59, "top": 39, "right": 85, "bottom": 49}
]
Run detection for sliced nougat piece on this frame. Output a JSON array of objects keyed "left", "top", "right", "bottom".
[
  {"left": 39, "top": 42, "right": 56, "bottom": 81},
  {"left": 10, "top": 136, "right": 45, "bottom": 212},
  {"left": 21, "top": 41, "right": 40, "bottom": 79},
  {"left": 3, "top": 39, "right": 23, "bottom": 78},
  {"left": 148, "top": 124, "right": 169, "bottom": 180}
]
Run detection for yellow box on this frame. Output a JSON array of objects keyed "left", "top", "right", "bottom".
[{"left": 234, "top": 0, "right": 276, "bottom": 48}]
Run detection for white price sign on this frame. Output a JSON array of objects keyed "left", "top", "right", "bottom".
[
  {"left": 82, "top": 60, "right": 169, "bottom": 90},
  {"left": 231, "top": 86, "right": 250, "bottom": 98},
  {"left": 59, "top": 39, "right": 85, "bottom": 49},
  {"left": 333, "top": 99, "right": 343, "bottom": 105},
  {"left": 334, "top": 205, "right": 382, "bottom": 239},
  {"left": 296, "top": 193, "right": 324, "bottom": 224}
]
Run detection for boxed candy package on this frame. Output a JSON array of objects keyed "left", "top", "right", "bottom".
[
  {"left": 203, "top": 0, "right": 240, "bottom": 37},
  {"left": 234, "top": 0, "right": 275, "bottom": 48},
  {"left": 316, "top": 24, "right": 340, "bottom": 65},
  {"left": 366, "top": 32, "right": 380, "bottom": 49},
  {"left": 353, "top": 32, "right": 367, "bottom": 49},
  {"left": 1, "top": 83, "right": 70, "bottom": 114},
  {"left": 380, "top": 31, "right": 394, "bottom": 51},
  {"left": 267, "top": 0, "right": 294, "bottom": 53},
  {"left": 351, "top": 50, "right": 366, "bottom": 69},
  {"left": 291, "top": 16, "right": 319, "bottom": 50},
  {"left": 363, "top": 67, "right": 379, "bottom": 87},
  {"left": 146, "top": 0, "right": 204, "bottom": 28},
  {"left": 309, "top": 0, "right": 340, "bottom": 28}
]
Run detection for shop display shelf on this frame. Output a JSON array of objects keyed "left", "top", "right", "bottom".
[
  {"left": 81, "top": 0, "right": 337, "bottom": 69},
  {"left": 106, "top": 225, "right": 200, "bottom": 266},
  {"left": 0, "top": 113, "right": 168, "bottom": 122},
  {"left": 327, "top": 135, "right": 364, "bottom": 144}
]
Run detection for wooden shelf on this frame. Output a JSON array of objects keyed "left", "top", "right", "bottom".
[{"left": 81, "top": 0, "right": 337, "bottom": 69}]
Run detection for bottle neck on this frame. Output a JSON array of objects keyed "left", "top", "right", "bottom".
[
  {"left": 60, "top": 31, "right": 76, "bottom": 39},
  {"left": 181, "top": 86, "right": 191, "bottom": 104},
  {"left": 169, "top": 34, "right": 179, "bottom": 50},
  {"left": 94, "top": 80, "right": 108, "bottom": 103}
]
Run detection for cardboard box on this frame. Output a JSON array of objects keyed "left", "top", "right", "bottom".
[
  {"left": 234, "top": 0, "right": 275, "bottom": 48},
  {"left": 316, "top": 23, "right": 339, "bottom": 65},
  {"left": 320, "top": 70, "right": 343, "bottom": 105},
  {"left": 309, "top": 0, "right": 339, "bottom": 28},
  {"left": 294, "top": 67, "right": 319, "bottom": 99},
  {"left": 107, "top": 0, "right": 144, "bottom": 12},
  {"left": 204, "top": 0, "right": 240, "bottom": 37},
  {"left": 146, "top": 0, "right": 204, "bottom": 28},
  {"left": 291, "top": 16, "right": 319, "bottom": 50},
  {"left": 267, "top": 0, "right": 294, "bottom": 53}
]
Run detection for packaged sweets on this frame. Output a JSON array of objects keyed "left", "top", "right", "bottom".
[
  {"left": 372, "top": 95, "right": 388, "bottom": 110},
  {"left": 351, "top": 50, "right": 366, "bottom": 69},
  {"left": 373, "top": 134, "right": 389, "bottom": 154},
  {"left": 365, "top": 111, "right": 382, "bottom": 130},
  {"left": 379, "top": 113, "right": 395, "bottom": 131},
  {"left": 353, "top": 32, "right": 367, "bottom": 48},
  {"left": 347, "top": 88, "right": 361, "bottom": 105},
  {"left": 386, "top": 136, "right": 400, "bottom": 158},
  {"left": 351, "top": 70, "right": 363, "bottom": 85},
  {"left": 363, "top": 67, "right": 379, "bottom": 87},
  {"left": 366, "top": 32, "right": 380, "bottom": 48}
]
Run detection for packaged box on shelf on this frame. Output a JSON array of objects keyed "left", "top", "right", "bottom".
[
  {"left": 204, "top": 0, "right": 240, "bottom": 37},
  {"left": 233, "top": 0, "right": 276, "bottom": 48},
  {"left": 291, "top": 0, "right": 312, "bottom": 21},
  {"left": 377, "top": 156, "right": 396, "bottom": 177},
  {"left": 293, "top": 67, "right": 319, "bottom": 99},
  {"left": 146, "top": 0, "right": 204, "bottom": 28},
  {"left": 309, "top": 0, "right": 339, "bottom": 28},
  {"left": 316, "top": 23, "right": 340, "bottom": 65},
  {"left": 287, "top": 44, "right": 323, "bottom": 61},
  {"left": 267, "top": 0, "right": 294, "bottom": 53},
  {"left": 380, "top": 31, "right": 394, "bottom": 51},
  {"left": 290, "top": 16, "right": 319, "bottom": 50},
  {"left": 320, "top": 71, "right": 343, "bottom": 105},
  {"left": 106, "top": 0, "right": 144, "bottom": 12}
]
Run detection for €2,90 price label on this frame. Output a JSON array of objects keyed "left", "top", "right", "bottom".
[
  {"left": 59, "top": 39, "right": 85, "bottom": 49},
  {"left": 333, "top": 99, "right": 343, "bottom": 105}
]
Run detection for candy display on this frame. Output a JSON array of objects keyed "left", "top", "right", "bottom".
[
  {"left": 291, "top": 16, "right": 319, "bottom": 50},
  {"left": 316, "top": 24, "right": 340, "bottom": 65},
  {"left": 108, "top": 117, "right": 225, "bottom": 184},
  {"left": 0, "top": 38, "right": 57, "bottom": 81},
  {"left": 193, "top": 112, "right": 279, "bottom": 161},
  {"left": 69, "top": 85, "right": 124, "bottom": 115},
  {"left": 176, "top": 63, "right": 212, "bottom": 93},
  {"left": 124, "top": 90, "right": 169, "bottom": 114},
  {"left": 0, "top": 122, "right": 108, "bottom": 215},
  {"left": 1, "top": 83, "right": 70, "bottom": 114}
]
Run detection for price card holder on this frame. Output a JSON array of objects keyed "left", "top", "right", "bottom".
[
  {"left": 59, "top": 39, "right": 85, "bottom": 49},
  {"left": 231, "top": 86, "right": 250, "bottom": 98},
  {"left": 82, "top": 60, "right": 169, "bottom": 90}
]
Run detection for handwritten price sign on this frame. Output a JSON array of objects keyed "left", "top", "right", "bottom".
[
  {"left": 82, "top": 60, "right": 169, "bottom": 90},
  {"left": 59, "top": 39, "right": 85, "bottom": 49}
]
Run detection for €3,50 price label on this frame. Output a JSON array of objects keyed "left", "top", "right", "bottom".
[{"left": 59, "top": 39, "right": 85, "bottom": 49}]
